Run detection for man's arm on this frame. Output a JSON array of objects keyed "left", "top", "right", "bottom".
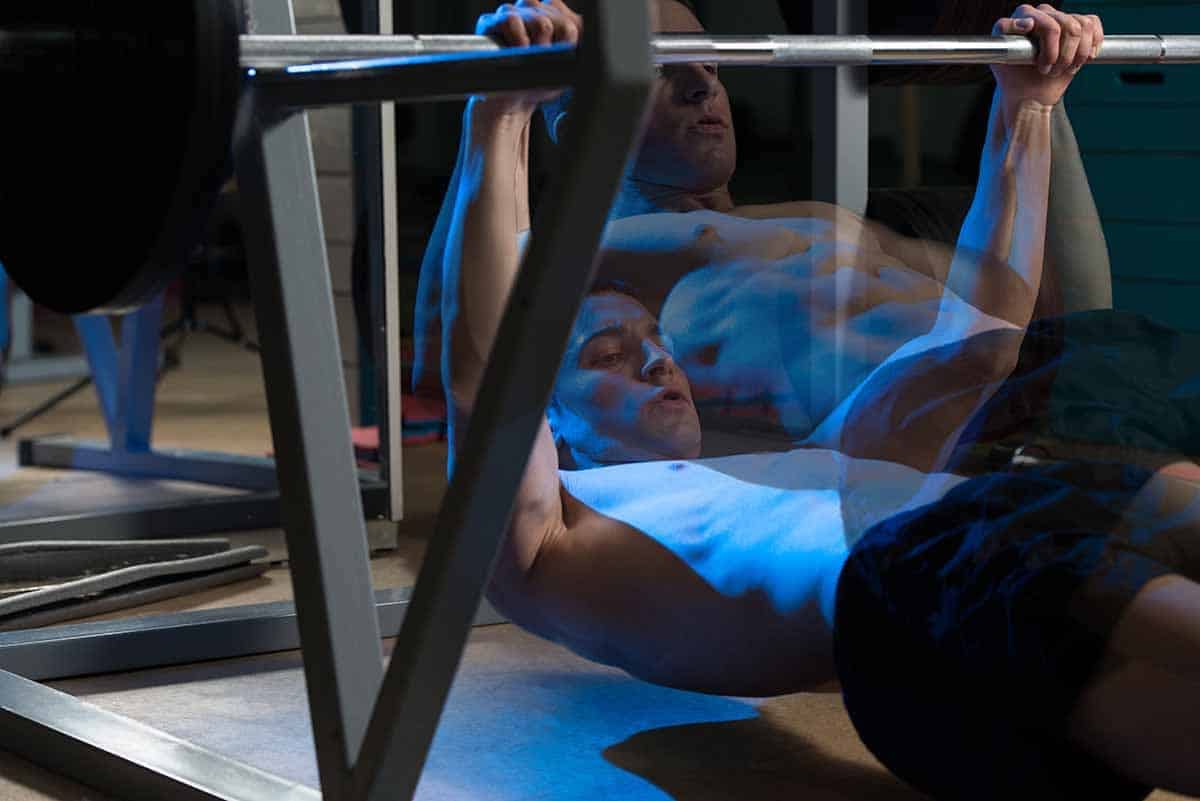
[
  {"left": 939, "top": 90, "right": 1054, "bottom": 332},
  {"left": 443, "top": 97, "right": 562, "bottom": 578},
  {"left": 811, "top": 7, "right": 1102, "bottom": 471},
  {"left": 443, "top": 3, "right": 847, "bottom": 695},
  {"left": 809, "top": 98, "right": 1053, "bottom": 471},
  {"left": 859, "top": 91, "right": 1053, "bottom": 331},
  {"left": 411, "top": 130, "right": 467, "bottom": 397}
]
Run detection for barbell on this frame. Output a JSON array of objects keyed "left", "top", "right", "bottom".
[
  {"left": 243, "top": 31, "right": 1200, "bottom": 69},
  {"left": 1, "top": 0, "right": 1197, "bottom": 315}
]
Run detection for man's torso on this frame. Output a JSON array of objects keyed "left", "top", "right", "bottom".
[{"left": 551, "top": 448, "right": 967, "bottom": 693}]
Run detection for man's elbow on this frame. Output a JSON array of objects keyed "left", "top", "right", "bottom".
[
  {"left": 959, "top": 329, "right": 1023, "bottom": 386},
  {"left": 992, "top": 274, "right": 1039, "bottom": 328}
]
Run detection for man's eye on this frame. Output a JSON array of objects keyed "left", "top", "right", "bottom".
[
  {"left": 703, "top": 63, "right": 717, "bottom": 75},
  {"left": 593, "top": 352, "right": 626, "bottom": 368}
]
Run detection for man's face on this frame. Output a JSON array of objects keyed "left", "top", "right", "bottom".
[
  {"left": 630, "top": 0, "right": 737, "bottom": 193},
  {"left": 551, "top": 291, "right": 702, "bottom": 467}
]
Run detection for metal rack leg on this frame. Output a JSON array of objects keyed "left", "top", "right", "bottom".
[{"left": 235, "top": 1, "right": 384, "bottom": 798}]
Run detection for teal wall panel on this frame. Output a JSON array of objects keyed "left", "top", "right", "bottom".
[
  {"left": 1066, "top": 2, "right": 1200, "bottom": 31},
  {"left": 1113, "top": 278, "right": 1200, "bottom": 331},
  {"left": 1067, "top": 105, "right": 1200, "bottom": 152},
  {"left": 1082, "top": 153, "right": 1200, "bottom": 223},
  {"left": 1069, "top": 64, "right": 1200, "bottom": 106},
  {"left": 1103, "top": 221, "right": 1200, "bottom": 282}
]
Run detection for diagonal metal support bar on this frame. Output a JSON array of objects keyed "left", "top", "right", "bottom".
[
  {"left": 0, "top": 668, "right": 321, "bottom": 801},
  {"left": 348, "top": 3, "right": 654, "bottom": 800},
  {"left": 232, "top": 1, "right": 383, "bottom": 798},
  {"left": 235, "top": 111, "right": 382, "bottom": 801}
]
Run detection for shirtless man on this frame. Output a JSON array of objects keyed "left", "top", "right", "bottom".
[
  {"left": 414, "top": 0, "right": 1112, "bottom": 445},
  {"left": 442, "top": 4, "right": 1200, "bottom": 799}
]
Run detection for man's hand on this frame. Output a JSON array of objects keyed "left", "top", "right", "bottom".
[
  {"left": 474, "top": 0, "right": 583, "bottom": 119},
  {"left": 991, "top": 5, "right": 1104, "bottom": 119}
]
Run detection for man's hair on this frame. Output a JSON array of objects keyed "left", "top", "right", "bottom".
[
  {"left": 541, "top": 0, "right": 704, "bottom": 142},
  {"left": 671, "top": 0, "right": 701, "bottom": 22}
]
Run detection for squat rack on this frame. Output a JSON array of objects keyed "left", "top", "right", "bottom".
[{"left": 0, "top": 0, "right": 653, "bottom": 800}]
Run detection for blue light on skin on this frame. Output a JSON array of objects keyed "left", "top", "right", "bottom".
[
  {"left": 549, "top": 285, "right": 968, "bottom": 619},
  {"left": 659, "top": 243, "right": 963, "bottom": 438},
  {"left": 548, "top": 291, "right": 702, "bottom": 469}
]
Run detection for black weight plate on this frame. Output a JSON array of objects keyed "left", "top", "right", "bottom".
[{"left": 0, "top": 0, "right": 242, "bottom": 315}]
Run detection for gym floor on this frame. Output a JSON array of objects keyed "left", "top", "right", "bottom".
[{"left": 0, "top": 308, "right": 1186, "bottom": 801}]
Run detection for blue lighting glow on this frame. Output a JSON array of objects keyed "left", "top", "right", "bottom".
[{"left": 283, "top": 41, "right": 573, "bottom": 75}]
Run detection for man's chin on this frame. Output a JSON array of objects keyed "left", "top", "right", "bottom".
[{"left": 650, "top": 426, "right": 703, "bottom": 461}]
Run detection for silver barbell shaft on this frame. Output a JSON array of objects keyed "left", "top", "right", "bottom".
[{"left": 241, "top": 33, "right": 1200, "bottom": 69}]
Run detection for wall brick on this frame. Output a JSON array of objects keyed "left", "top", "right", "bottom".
[
  {"left": 327, "top": 243, "right": 354, "bottom": 295},
  {"left": 334, "top": 290, "right": 360, "bottom": 370},
  {"left": 309, "top": 108, "right": 353, "bottom": 176},
  {"left": 295, "top": 17, "right": 348, "bottom": 35},
  {"left": 292, "top": 0, "right": 344, "bottom": 23},
  {"left": 317, "top": 175, "right": 354, "bottom": 246},
  {"left": 334, "top": 290, "right": 362, "bottom": 423}
]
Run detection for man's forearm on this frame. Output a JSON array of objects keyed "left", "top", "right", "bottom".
[
  {"left": 442, "top": 99, "right": 533, "bottom": 410},
  {"left": 412, "top": 129, "right": 469, "bottom": 395},
  {"left": 943, "top": 92, "right": 1054, "bottom": 329},
  {"left": 440, "top": 98, "right": 567, "bottom": 580}
]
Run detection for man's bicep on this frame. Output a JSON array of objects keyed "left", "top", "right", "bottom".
[
  {"left": 829, "top": 329, "right": 1023, "bottom": 471},
  {"left": 463, "top": 416, "right": 567, "bottom": 606},
  {"left": 512, "top": 503, "right": 723, "bottom": 685}
]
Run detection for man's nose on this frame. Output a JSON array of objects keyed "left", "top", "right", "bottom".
[
  {"left": 641, "top": 342, "right": 675, "bottom": 381},
  {"left": 677, "top": 63, "right": 718, "bottom": 104}
]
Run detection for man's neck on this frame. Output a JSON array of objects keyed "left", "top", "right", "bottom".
[{"left": 611, "top": 178, "right": 736, "bottom": 218}]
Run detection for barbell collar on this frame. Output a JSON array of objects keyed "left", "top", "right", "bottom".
[{"left": 240, "top": 34, "right": 1200, "bottom": 73}]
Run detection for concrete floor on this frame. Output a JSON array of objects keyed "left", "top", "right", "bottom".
[{"left": 0, "top": 312, "right": 1189, "bottom": 801}]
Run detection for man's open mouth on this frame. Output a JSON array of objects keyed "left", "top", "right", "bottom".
[{"left": 655, "top": 389, "right": 690, "bottom": 406}]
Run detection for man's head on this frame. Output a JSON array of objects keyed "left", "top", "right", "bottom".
[
  {"left": 543, "top": 0, "right": 737, "bottom": 198},
  {"left": 549, "top": 285, "right": 702, "bottom": 469},
  {"left": 633, "top": 0, "right": 737, "bottom": 195}
]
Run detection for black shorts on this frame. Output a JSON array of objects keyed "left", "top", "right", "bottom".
[
  {"left": 834, "top": 461, "right": 1200, "bottom": 801},
  {"left": 958, "top": 309, "right": 1200, "bottom": 460}
]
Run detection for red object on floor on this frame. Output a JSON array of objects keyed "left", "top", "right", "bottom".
[
  {"left": 350, "top": 394, "right": 447, "bottom": 467},
  {"left": 271, "top": 395, "right": 446, "bottom": 467}
]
